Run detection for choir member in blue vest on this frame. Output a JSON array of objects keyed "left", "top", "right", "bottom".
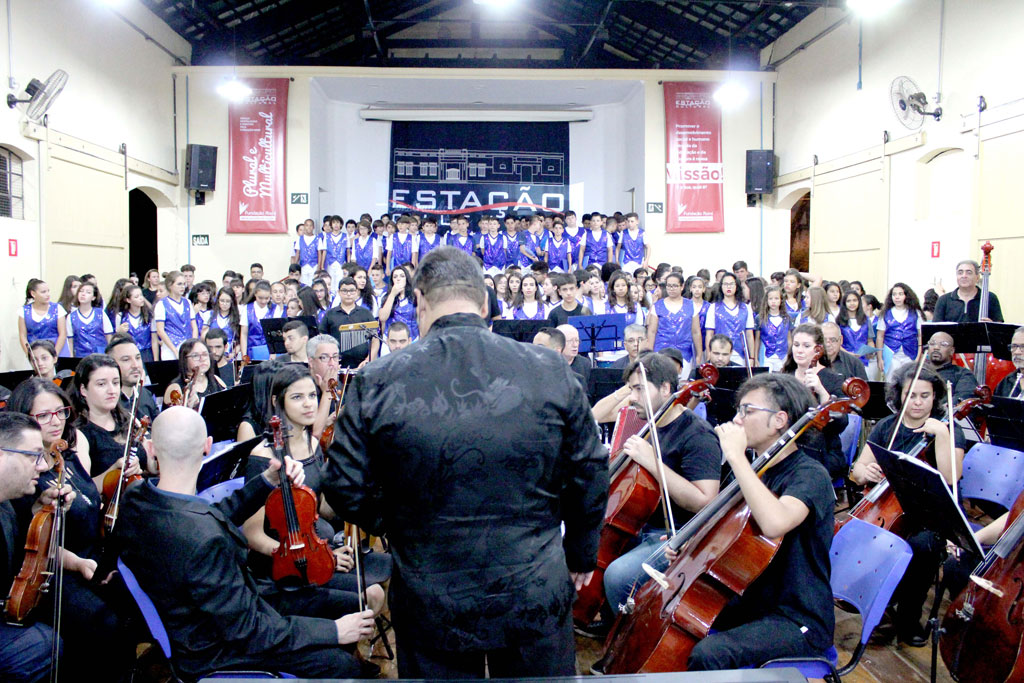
[
  {"left": 562, "top": 210, "right": 584, "bottom": 257},
  {"left": 782, "top": 268, "right": 805, "bottom": 321},
  {"left": 615, "top": 212, "right": 649, "bottom": 272},
  {"left": 205, "top": 286, "right": 240, "bottom": 359},
  {"left": 414, "top": 216, "right": 443, "bottom": 268},
  {"left": 189, "top": 282, "right": 214, "bottom": 337},
  {"left": 795, "top": 287, "right": 834, "bottom": 326},
  {"left": 582, "top": 272, "right": 608, "bottom": 315},
  {"left": 517, "top": 215, "right": 545, "bottom": 268},
  {"left": 446, "top": 214, "right": 475, "bottom": 258},
  {"left": 240, "top": 280, "right": 275, "bottom": 360},
  {"left": 876, "top": 282, "right": 922, "bottom": 379},
  {"left": 388, "top": 216, "right": 416, "bottom": 273},
  {"left": 502, "top": 216, "right": 523, "bottom": 266},
  {"left": 104, "top": 278, "right": 131, "bottom": 330},
  {"left": 703, "top": 272, "right": 756, "bottom": 367},
  {"left": 607, "top": 271, "right": 645, "bottom": 326},
  {"left": 508, "top": 274, "right": 547, "bottom": 321},
  {"left": 546, "top": 221, "right": 572, "bottom": 273},
  {"left": 379, "top": 265, "right": 418, "bottom": 341},
  {"left": 18, "top": 278, "right": 67, "bottom": 358},
  {"left": 292, "top": 220, "right": 323, "bottom": 286},
  {"left": 153, "top": 271, "right": 196, "bottom": 361},
  {"left": 68, "top": 281, "right": 114, "bottom": 357},
  {"left": 323, "top": 215, "right": 349, "bottom": 286},
  {"left": 269, "top": 281, "right": 288, "bottom": 319},
  {"left": 350, "top": 268, "right": 378, "bottom": 317},
  {"left": 479, "top": 214, "right": 508, "bottom": 276},
  {"left": 837, "top": 289, "right": 874, "bottom": 374},
  {"left": 757, "top": 285, "right": 790, "bottom": 372},
  {"left": 685, "top": 275, "right": 711, "bottom": 332},
  {"left": 310, "top": 278, "right": 332, "bottom": 327},
  {"left": 349, "top": 219, "right": 380, "bottom": 272},
  {"left": 646, "top": 272, "right": 699, "bottom": 375},
  {"left": 578, "top": 214, "right": 612, "bottom": 268},
  {"left": 115, "top": 285, "right": 158, "bottom": 362}
]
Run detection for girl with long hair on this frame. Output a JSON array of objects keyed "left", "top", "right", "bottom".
[
  {"left": 116, "top": 284, "right": 158, "bottom": 362},
  {"left": 876, "top": 282, "right": 922, "bottom": 379},
  {"left": 163, "top": 338, "right": 226, "bottom": 408},
  {"left": 796, "top": 286, "right": 833, "bottom": 326},
  {"left": 757, "top": 285, "right": 790, "bottom": 372},
  {"left": 836, "top": 289, "right": 874, "bottom": 376},
  {"left": 240, "top": 279, "right": 274, "bottom": 360},
  {"left": 153, "top": 270, "right": 197, "bottom": 361},
  {"left": 703, "top": 272, "right": 756, "bottom": 367},
  {"left": 67, "top": 281, "right": 113, "bottom": 357},
  {"left": 782, "top": 268, "right": 805, "bottom": 320},
  {"left": 205, "top": 287, "right": 241, "bottom": 358},
  {"left": 18, "top": 278, "right": 68, "bottom": 358},
  {"left": 510, "top": 273, "right": 547, "bottom": 321},
  {"left": 379, "top": 265, "right": 418, "bottom": 340}
]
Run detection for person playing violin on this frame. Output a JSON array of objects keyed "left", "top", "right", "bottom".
[
  {"left": 849, "top": 365, "right": 965, "bottom": 646},
  {"left": 681, "top": 372, "right": 835, "bottom": 671},
  {"left": 584, "top": 352, "right": 721, "bottom": 638},
  {"left": 0, "top": 412, "right": 61, "bottom": 683},
  {"left": 7, "top": 379, "right": 135, "bottom": 678},
  {"left": 113, "top": 407, "right": 376, "bottom": 679},
  {"left": 163, "top": 339, "right": 226, "bottom": 409}
]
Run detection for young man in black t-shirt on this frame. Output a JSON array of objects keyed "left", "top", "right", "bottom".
[
  {"left": 686, "top": 372, "right": 835, "bottom": 671},
  {"left": 546, "top": 272, "right": 591, "bottom": 327}
]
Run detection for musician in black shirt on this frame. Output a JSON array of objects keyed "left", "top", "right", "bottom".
[
  {"left": 319, "top": 278, "right": 376, "bottom": 368},
  {"left": 994, "top": 327, "right": 1024, "bottom": 398},
  {"left": 932, "top": 259, "right": 1003, "bottom": 323}
]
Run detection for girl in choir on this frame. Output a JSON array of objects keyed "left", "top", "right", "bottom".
[
  {"left": 323, "top": 216, "right": 348, "bottom": 285},
  {"left": 546, "top": 221, "right": 572, "bottom": 273},
  {"left": 310, "top": 278, "right": 331, "bottom": 326},
  {"left": 205, "top": 286, "right": 240, "bottom": 358},
  {"left": 647, "top": 272, "right": 699, "bottom": 373},
  {"left": 876, "top": 282, "right": 922, "bottom": 379},
  {"left": 796, "top": 286, "right": 833, "bottom": 326},
  {"left": 583, "top": 272, "right": 608, "bottom": 315},
  {"left": 782, "top": 268, "right": 805, "bottom": 320},
  {"left": 824, "top": 281, "right": 843, "bottom": 319},
  {"left": 285, "top": 298, "right": 303, "bottom": 318},
  {"left": 71, "top": 354, "right": 142, "bottom": 478},
  {"left": 388, "top": 218, "right": 415, "bottom": 273},
  {"left": 57, "top": 274, "right": 82, "bottom": 320},
  {"left": 269, "top": 282, "right": 288, "bottom": 318},
  {"left": 351, "top": 267, "right": 378, "bottom": 316},
  {"left": 703, "top": 272, "right": 756, "bottom": 367},
  {"left": 240, "top": 279, "right": 275, "bottom": 360},
  {"left": 19, "top": 278, "right": 68, "bottom": 358},
  {"left": 630, "top": 281, "right": 651, "bottom": 315},
  {"left": 116, "top": 285, "right": 158, "bottom": 362},
  {"left": 67, "top": 281, "right": 113, "bottom": 357},
  {"left": 511, "top": 273, "right": 547, "bottom": 321},
  {"left": 27, "top": 340, "right": 59, "bottom": 382},
  {"left": 163, "top": 338, "right": 226, "bottom": 409},
  {"left": 243, "top": 278, "right": 259, "bottom": 304},
  {"left": 153, "top": 270, "right": 197, "bottom": 361},
  {"left": 837, "top": 289, "right": 874, "bottom": 377},
  {"left": 350, "top": 219, "right": 380, "bottom": 272},
  {"left": 494, "top": 273, "right": 509, "bottom": 308},
  {"left": 504, "top": 272, "right": 521, "bottom": 315},
  {"left": 379, "top": 265, "right": 418, "bottom": 340},
  {"left": 745, "top": 277, "right": 766, "bottom": 322},
  {"left": 104, "top": 278, "right": 131, "bottom": 328},
  {"left": 141, "top": 269, "right": 161, "bottom": 303},
  {"left": 757, "top": 285, "right": 790, "bottom": 372},
  {"left": 81, "top": 274, "right": 103, "bottom": 310},
  {"left": 608, "top": 271, "right": 644, "bottom": 326},
  {"left": 189, "top": 281, "right": 214, "bottom": 336}
]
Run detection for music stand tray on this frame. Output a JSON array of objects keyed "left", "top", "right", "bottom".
[
  {"left": 984, "top": 397, "right": 1024, "bottom": 450},
  {"left": 199, "top": 384, "right": 251, "bottom": 444},
  {"left": 492, "top": 319, "right": 548, "bottom": 344},
  {"left": 571, "top": 314, "right": 633, "bottom": 354},
  {"left": 922, "top": 322, "right": 1017, "bottom": 360},
  {"left": 0, "top": 369, "right": 34, "bottom": 392},
  {"left": 713, "top": 366, "right": 769, "bottom": 391},
  {"left": 260, "top": 315, "right": 318, "bottom": 355},
  {"left": 868, "top": 442, "right": 984, "bottom": 557},
  {"left": 197, "top": 435, "right": 263, "bottom": 493}
]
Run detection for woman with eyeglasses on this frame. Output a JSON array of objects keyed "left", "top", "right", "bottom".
[
  {"left": 646, "top": 272, "right": 700, "bottom": 376},
  {"left": 71, "top": 354, "right": 145, "bottom": 480},
  {"left": 162, "top": 339, "right": 227, "bottom": 409},
  {"left": 7, "top": 378, "right": 136, "bottom": 678}
]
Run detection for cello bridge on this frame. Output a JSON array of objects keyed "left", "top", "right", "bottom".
[
  {"left": 954, "top": 603, "right": 974, "bottom": 622},
  {"left": 619, "top": 597, "right": 635, "bottom": 615}
]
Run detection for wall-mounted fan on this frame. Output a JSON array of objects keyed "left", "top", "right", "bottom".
[
  {"left": 890, "top": 76, "right": 941, "bottom": 130},
  {"left": 7, "top": 69, "right": 69, "bottom": 122}
]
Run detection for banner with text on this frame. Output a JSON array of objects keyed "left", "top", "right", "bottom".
[
  {"left": 388, "top": 121, "right": 569, "bottom": 226},
  {"left": 227, "top": 78, "right": 289, "bottom": 234},
  {"left": 664, "top": 82, "right": 724, "bottom": 233}
]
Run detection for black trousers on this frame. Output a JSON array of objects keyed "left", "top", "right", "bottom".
[
  {"left": 892, "top": 528, "right": 945, "bottom": 633},
  {"left": 688, "top": 614, "right": 824, "bottom": 671},
  {"left": 185, "top": 642, "right": 362, "bottom": 680},
  {"left": 396, "top": 612, "right": 576, "bottom": 679}
]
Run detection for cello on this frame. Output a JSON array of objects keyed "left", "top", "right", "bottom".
[
  {"left": 264, "top": 415, "right": 335, "bottom": 587},
  {"left": 953, "top": 242, "right": 1015, "bottom": 392},
  {"left": 940, "top": 487, "right": 1024, "bottom": 682},
  {"left": 573, "top": 364, "right": 719, "bottom": 626},
  {"left": 599, "top": 378, "right": 869, "bottom": 674}
]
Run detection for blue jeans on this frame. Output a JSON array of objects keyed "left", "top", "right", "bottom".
[
  {"left": 603, "top": 531, "right": 670, "bottom": 615},
  {"left": 0, "top": 621, "right": 59, "bottom": 683}
]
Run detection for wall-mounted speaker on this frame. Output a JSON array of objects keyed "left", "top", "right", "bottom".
[
  {"left": 185, "top": 143, "right": 217, "bottom": 191},
  {"left": 745, "top": 149, "right": 776, "bottom": 194}
]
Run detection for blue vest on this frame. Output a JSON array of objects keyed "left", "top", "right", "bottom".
[
  {"left": 246, "top": 303, "right": 271, "bottom": 348},
  {"left": 760, "top": 314, "right": 789, "bottom": 359},
  {"left": 385, "top": 296, "right": 419, "bottom": 340},
  {"left": 547, "top": 238, "right": 570, "bottom": 271},
  {"left": 296, "top": 234, "right": 320, "bottom": 268},
  {"left": 120, "top": 312, "right": 153, "bottom": 351},
  {"left": 352, "top": 235, "right": 376, "bottom": 270},
  {"left": 389, "top": 234, "right": 413, "bottom": 269},
  {"left": 418, "top": 233, "right": 442, "bottom": 262},
  {"left": 513, "top": 302, "right": 547, "bottom": 321},
  {"left": 882, "top": 309, "right": 918, "bottom": 357},
  {"left": 70, "top": 308, "right": 107, "bottom": 357},
  {"left": 208, "top": 314, "right": 236, "bottom": 350},
  {"left": 619, "top": 229, "right": 645, "bottom": 264},
  {"left": 160, "top": 297, "right": 193, "bottom": 347},
  {"left": 504, "top": 232, "right": 522, "bottom": 265},
  {"left": 841, "top": 320, "right": 871, "bottom": 366},
  {"left": 583, "top": 230, "right": 609, "bottom": 265},
  {"left": 653, "top": 298, "right": 695, "bottom": 360},
  {"left": 481, "top": 234, "right": 507, "bottom": 270},
  {"left": 23, "top": 302, "right": 60, "bottom": 343},
  {"left": 710, "top": 302, "right": 751, "bottom": 357},
  {"left": 324, "top": 233, "right": 347, "bottom": 267}
]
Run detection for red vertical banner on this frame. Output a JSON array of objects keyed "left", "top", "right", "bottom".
[
  {"left": 663, "top": 82, "right": 724, "bottom": 233},
  {"left": 226, "top": 78, "right": 289, "bottom": 233}
]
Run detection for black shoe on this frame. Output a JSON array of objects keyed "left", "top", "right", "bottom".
[
  {"left": 589, "top": 659, "right": 606, "bottom": 676},
  {"left": 898, "top": 623, "right": 929, "bottom": 648},
  {"left": 574, "top": 619, "right": 611, "bottom": 640},
  {"left": 359, "top": 659, "right": 382, "bottom": 679}
]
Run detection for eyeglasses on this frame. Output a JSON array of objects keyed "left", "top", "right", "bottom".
[
  {"left": 186, "top": 353, "right": 210, "bottom": 361},
  {"left": 928, "top": 340, "right": 953, "bottom": 349},
  {"left": 31, "top": 407, "right": 71, "bottom": 424},
  {"left": 824, "top": 337, "right": 841, "bottom": 344},
  {"left": 736, "top": 403, "right": 777, "bottom": 418},
  {"left": 1010, "top": 344, "right": 1024, "bottom": 353},
  {"left": 316, "top": 354, "right": 341, "bottom": 363},
  {"left": 2, "top": 447, "right": 46, "bottom": 466}
]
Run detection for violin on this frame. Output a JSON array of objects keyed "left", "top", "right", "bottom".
[
  {"left": 235, "top": 353, "right": 251, "bottom": 385},
  {"left": 264, "top": 415, "right": 335, "bottom": 587},
  {"left": 167, "top": 368, "right": 200, "bottom": 409},
  {"left": 940, "top": 487, "right": 1024, "bottom": 682},
  {"left": 573, "top": 364, "right": 719, "bottom": 627},
  {"left": 318, "top": 372, "right": 350, "bottom": 452},
  {"left": 5, "top": 438, "right": 69, "bottom": 623},
  {"left": 101, "top": 414, "right": 148, "bottom": 535},
  {"left": 838, "top": 386, "right": 990, "bottom": 537},
  {"left": 599, "top": 378, "right": 869, "bottom": 674}
]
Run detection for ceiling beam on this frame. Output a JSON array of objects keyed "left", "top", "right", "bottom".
[
  {"left": 387, "top": 38, "right": 565, "bottom": 49},
  {"left": 574, "top": 0, "right": 615, "bottom": 67},
  {"left": 611, "top": 2, "right": 724, "bottom": 59},
  {"left": 363, "top": 0, "right": 388, "bottom": 65}
]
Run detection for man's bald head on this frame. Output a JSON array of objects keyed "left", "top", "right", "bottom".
[{"left": 151, "top": 406, "right": 210, "bottom": 469}]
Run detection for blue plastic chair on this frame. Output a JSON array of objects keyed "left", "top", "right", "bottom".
[
  {"left": 760, "top": 518, "right": 913, "bottom": 681},
  {"left": 960, "top": 443, "right": 1024, "bottom": 509},
  {"left": 197, "top": 476, "right": 245, "bottom": 504},
  {"left": 118, "top": 558, "right": 293, "bottom": 681}
]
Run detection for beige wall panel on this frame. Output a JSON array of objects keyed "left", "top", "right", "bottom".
[{"left": 975, "top": 130, "right": 1024, "bottom": 323}]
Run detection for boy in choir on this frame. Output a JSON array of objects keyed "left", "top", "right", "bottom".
[
  {"left": 547, "top": 221, "right": 572, "bottom": 273},
  {"left": 547, "top": 273, "right": 592, "bottom": 327},
  {"left": 616, "top": 212, "right": 649, "bottom": 272},
  {"left": 281, "top": 320, "right": 310, "bottom": 364},
  {"left": 250, "top": 263, "right": 264, "bottom": 281},
  {"left": 387, "top": 216, "right": 415, "bottom": 274},
  {"left": 518, "top": 215, "right": 547, "bottom": 268},
  {"left": 322, "top": 215, "right": 348, "bottom": 286},
  {"left": 292, "top": 221, "right": 322, "bottom": 286},
  {"left": 479, "top": 214, "right": 508, "bottom": 276},
  {"left": 414, "top": 216, "right": 442, "bottom": 267},
  {"left": 446, "top": 215, "right": 475, "bottom": 256}
]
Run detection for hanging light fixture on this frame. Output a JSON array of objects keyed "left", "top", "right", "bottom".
[{"left": 217, "top": 77, "right": 251, "bottom": 102}]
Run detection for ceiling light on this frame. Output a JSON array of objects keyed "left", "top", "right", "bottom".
[
  {"left": 217, "top": 77, "right": 252, "bottom": 102},
  {"left": 713, "top": 82, "right": 748, "bottom": 109},
  {"left": 473, "top": 0, "right": 514, "bottom": 6},
  {"left": 846, "top": 0, "right": 900, "bottom": 19}
]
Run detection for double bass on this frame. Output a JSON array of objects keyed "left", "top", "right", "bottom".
[
  {"left": 599, "top": 378, "right": 869, "bottom": 674},
  {"left": 940, "top": 488, "right": 1024, "bottom": 682},
  {"left": 573, "top": 364, "right": 719, "bottom": 626},
  {"left": 954, "top": 242, "right": 1014, "bottom": 392}
]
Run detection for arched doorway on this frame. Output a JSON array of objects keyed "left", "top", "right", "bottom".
[
  {"left": 790, "top": 192, "right": 810, "bottom": 272},
  {"left": 129, "top": 188, "right": 157, "bottom": 279}
]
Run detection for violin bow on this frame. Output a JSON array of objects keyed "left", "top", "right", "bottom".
[
  {"left": 887, "top": 353, "right": 928, "bottom": 451},
  {"left": 107, "top": 384, "right": 140, "bottom": 533},
  {"left": 637, "top": 362, "right": 676, "bottom": 538},
  {"left": 350, "top": 526, "right": 365, "bottom": 613},
  {"left": 947, "top": 381, "right": 958, "bottom": 502},
  {"left": 49, "top": 453, "right": 69, "bottom": 683}
]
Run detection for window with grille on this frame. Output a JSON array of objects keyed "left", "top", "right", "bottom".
[{"left": 0, "top": 148, "right": 24, "bottom": 219}]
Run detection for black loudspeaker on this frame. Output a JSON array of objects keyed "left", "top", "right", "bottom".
[
  {"left": 185, "top": 144, "right": 217, "bottom": 191},
  {"left": 745, "top": 149, "right": 775, "bottom": 194}
]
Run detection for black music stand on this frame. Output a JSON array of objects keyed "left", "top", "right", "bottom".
[
  {"left": 238, "top": 360, "right": 264, "bottom": 385},
  {"left": 491, "top": 319, "right": 548, "bottom": 343},
  {"left": 587, "top": 368, "right": 623, "bottom": 406},
  {"left": 260, "top": 315, "right": 318, "bottom": 355},
  {"left": 0, "top": 369, "right": 34, "bottom": 392},
  {"left": 199, "top": 385, "right": 251, "bottom": 443},
  {"left": 705, "top": 387, "right": 738, "bottom": 427},
  {"left": 984, "top": 397, "right": 1024, "bottom": 450},
  {"left": 144, "top": 360, "right": 180, "bottom": 398},
  {"left": 713, "top": 365, "right": 769, "bottom": 391},
  {"left": 859, "top": 381, "right": 893, "bottom": 422},
  {"left": 197, "top": 435, "right": 263, "bottom": 493},
  {"left": 571, "top": 314, "right": 633, "bottom": 354},
  {"left": 922, "top": 322, "right": 1017, "bottom": 360},
  {"left": 55, "top": 357, "right": 80, "bottom": 374}
]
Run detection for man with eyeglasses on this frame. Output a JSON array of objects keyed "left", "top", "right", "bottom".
[
  {"left": 611, "top": 323, "right": 649, "bottom": 370},
  {"left": 995, "top": 327, "right": 1024, "bottom": 399},
  {"left": 106, "top": 333, "right": 159, "bottom": 423},
  {"left": 0, "top": 412, "right": 61, "bottom": 682},
  {"left": 923, "top": 330, "right": 979, "bottom": 402},
  {"left": 821, "top": 322, "right": 868, "bottom": 383},
  {"left": 319, "top": 277, "right": 377, "bottom": 368},
  {"left": 933, "top": 259, "right": 1004, "bottom": 323}
]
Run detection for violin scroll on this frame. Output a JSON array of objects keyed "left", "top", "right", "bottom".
[
  {"left": 696, "top": 363, "right": 720, "bottom": 385},
  {"left": 809, "top": 377, "right": 871, "bottom": 430}
]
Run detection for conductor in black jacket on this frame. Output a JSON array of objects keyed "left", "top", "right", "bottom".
[
  {"left": 114, "top": 407, "right": 374, "bottom": 680},
  {"left": 323, "top": 246, "right": 609, "bottom": 679}
]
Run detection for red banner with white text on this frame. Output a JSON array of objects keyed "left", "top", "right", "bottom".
[
  {"left": 663, "top": 82, "right": 724, "bottom": 233},
  {"left": 226, "top": 78, "right": 289, "bottom": 233}
]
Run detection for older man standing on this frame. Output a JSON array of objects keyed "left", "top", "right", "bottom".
[
  {"left": 323, "top": 247, "right": 608, "bottom": 679},
  {"left": 933, "top": 258, "right": 1003, "bottom": 323}
]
